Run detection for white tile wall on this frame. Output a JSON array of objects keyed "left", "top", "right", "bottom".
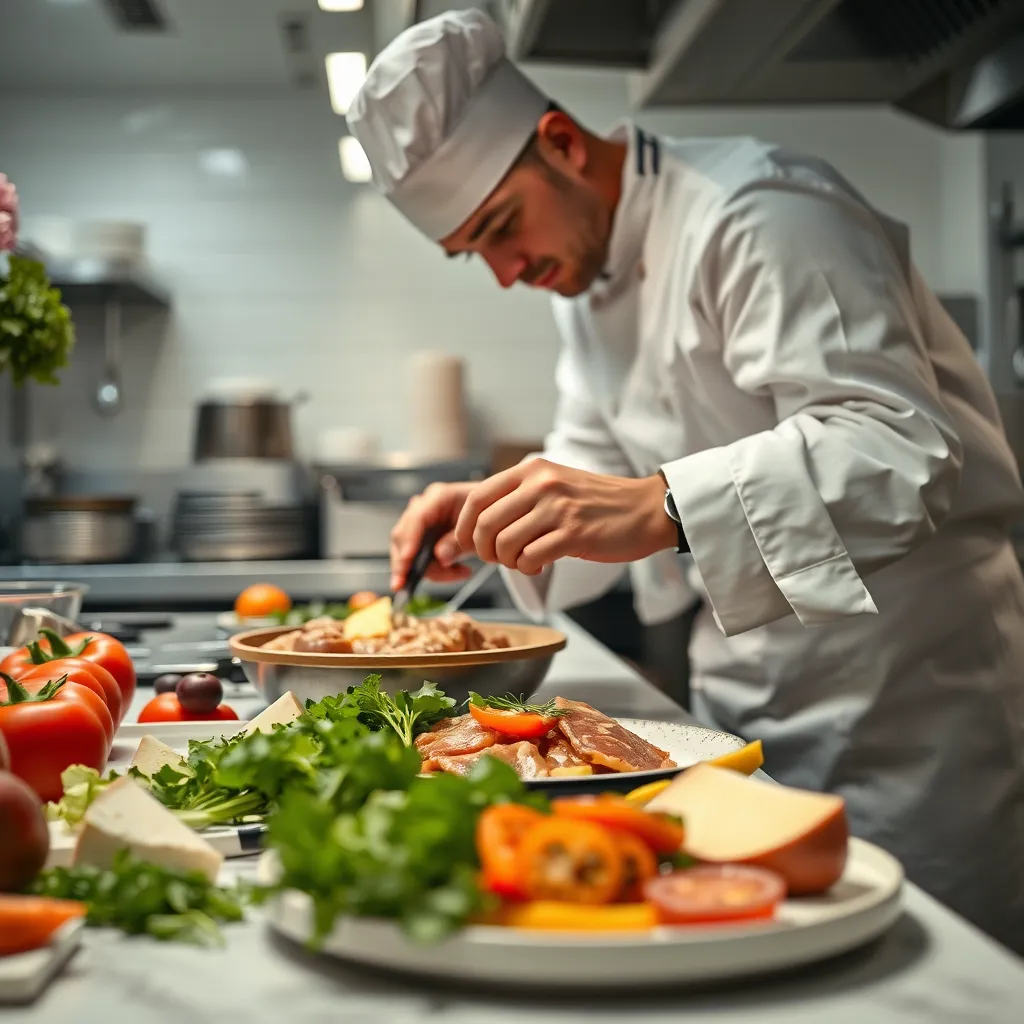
[{"left": 0, "top": 66, "right": 980, "bottom": 483}]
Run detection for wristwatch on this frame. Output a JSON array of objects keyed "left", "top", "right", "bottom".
[{"left": 662, "top": 482, "right": 690, "bottom": 554}]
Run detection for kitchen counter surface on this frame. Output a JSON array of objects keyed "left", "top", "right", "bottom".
[
  {"left": 0, "top": 558, "right": 467, "bottom": 607},
  {"left": 13, "top": 614, "right": 1024, "bottom": 1023}
]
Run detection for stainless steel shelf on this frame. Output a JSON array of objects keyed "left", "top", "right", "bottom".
[{"left": 45, "top": 257, "right": 171, "bottom": 309}]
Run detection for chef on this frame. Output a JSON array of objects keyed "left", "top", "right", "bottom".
[{"left": 348, "top": 10, "right": 1024, "bottom": 953}]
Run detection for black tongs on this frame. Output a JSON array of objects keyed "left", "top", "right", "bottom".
[{"left": 391, "top": 524, "right": 446, "bottom": 615}]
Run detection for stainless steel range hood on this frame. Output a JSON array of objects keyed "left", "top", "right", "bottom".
[{"left": 500, "top": 0, "right": 1024, "bottom": 130}]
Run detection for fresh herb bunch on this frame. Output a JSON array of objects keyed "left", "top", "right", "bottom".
[
  {"left": 0, "top": 254, "right": 75, "bottom": 386},
  {"left": 468, "top": 692, "right": 566, "bottom": 717},
  {"left": 27, "top": 849, "right": 245, "bottom": 947},
  {"left": 47, "top": 677, "right": 459, "bottom": 834},
  {"left": 258, "top": 754, "right": 549, "bottom": 944},
  {"left": 317, "top": 675, "right": 458, "bottom": 746}
]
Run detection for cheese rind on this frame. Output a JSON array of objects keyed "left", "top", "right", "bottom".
[
  {"left": 647, "top": 763, "right": 848, "bottom": 895},
  {"left": 130, "top": 735, "right": 185, "bottom": 777},
  {"left": 243, "top": 691, "right": 304, "bottom": 736},
  {"left": 72, "top": 776, "right": 223, "bottom": 883}
]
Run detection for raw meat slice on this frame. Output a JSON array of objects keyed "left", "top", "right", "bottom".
[
  {"left": 433, "top": 741, "right": 550, "bottom": 780},
  {"left": 554, "top": 697, "right": 676, "bottom": 773},
  {"left": 543, "top": 736, "right": 589, "bottom": 771},
  {"left": 414, "top": 715, "right": 498, "bottom": 759}
]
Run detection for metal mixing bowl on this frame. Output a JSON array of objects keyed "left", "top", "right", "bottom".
[{"left": 229, "top": 623, "right": 567, "bottom": 706}]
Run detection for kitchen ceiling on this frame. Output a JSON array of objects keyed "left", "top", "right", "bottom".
[{"left": 0, "top": 0, "right": 380, "bottom": 94}]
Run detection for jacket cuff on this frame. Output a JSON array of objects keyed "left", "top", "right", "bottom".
[{"left": 660, "top": 443, "right": 877, "bottom": 636}]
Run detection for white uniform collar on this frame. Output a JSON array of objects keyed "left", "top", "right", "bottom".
[{"left": 594, "top": 121, "right": 661, "bottom": 295}]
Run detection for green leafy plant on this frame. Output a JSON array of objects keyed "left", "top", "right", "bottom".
[{"left": 0, "top": 253, "right": 75, "bottom": 385}]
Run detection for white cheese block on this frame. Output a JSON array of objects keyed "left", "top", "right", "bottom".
[
  {"left": 129, "top": 734, "right": 185, "bottom": 777},
  {"left": 243, "top": 691, "right": 304, "bottom": 736},
  {"left": 72, "top": 776, "right": 223, "bottom": 883}
]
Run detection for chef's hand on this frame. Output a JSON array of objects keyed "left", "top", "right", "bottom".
[
  {"left": 390, "top": 481, "right": 476, "bottom": 590},
  {"left": 436, "top": 459, "right": 677, "bottom": 576},
  {"left": 0, "top": 174, "right": 19, "bottom": 251}
]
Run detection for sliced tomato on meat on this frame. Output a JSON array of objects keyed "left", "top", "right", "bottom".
[
  {"left": 468, "top": 703, "right": 557, "bottom": 740},
  {"left": 552, "top": 795, "right": 685, "bottom": 855},
  {"left": 643, "top": 865, "right": 786, "bottom": 926}
]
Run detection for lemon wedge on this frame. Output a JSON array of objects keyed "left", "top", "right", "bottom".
[{"left": 625, "top": 740, "right": 764, "bottom": 805}]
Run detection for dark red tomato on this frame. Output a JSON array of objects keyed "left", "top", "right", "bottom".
[
  {"left": 18, "top": 659, "right": 123, "bottom": 728},
  {"left": 137, "top": 692, "right": 239, "bottom": 724}
]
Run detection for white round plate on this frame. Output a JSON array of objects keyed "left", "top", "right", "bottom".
[
  {"left": 522, "top": 718, "right": 751, "bottom": 795},
  {"left": 258, "top": 838, "right": 904, "bottom": 990}
]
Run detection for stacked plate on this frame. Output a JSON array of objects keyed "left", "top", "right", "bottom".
[{"left": 171, "top": 491, "right": 310, "bottom": 562}]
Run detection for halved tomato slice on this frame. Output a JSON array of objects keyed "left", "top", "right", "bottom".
[{"left": 643, "top": 865, "right": 785, "bottom": 926}]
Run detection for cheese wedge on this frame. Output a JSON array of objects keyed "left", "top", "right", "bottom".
[
  {"left": 647, "top": 763, "right": 848, "bottom": 895},
  {"left": 243, "top": 691, "right": 304, "bottom": 736},
  {"left": 130, "top": 735, "right": 185, "bottom": 777},
  {"left": 72, "top": 776, "right": 223, "bottom": 883},
  {"left": 343, "top": 596, "right": 393, "bottom": 641}
]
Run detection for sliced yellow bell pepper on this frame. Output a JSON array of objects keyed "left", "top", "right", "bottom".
[
  {"left": 499, "top": 901, "right": 657, "bottom": 932},
  {"left": 625, "top": 740, "right": 765, "bottom": 806}
]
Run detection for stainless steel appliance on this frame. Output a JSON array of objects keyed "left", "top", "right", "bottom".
[
  {"left": 19, "top": 495, "right": 139, "bottom": 564},
  {"left": 318, "top": 457, "right": 489, "bottom": 558},
  {"left": 192, "top": 389, "right": 308, "bottom": 461}
]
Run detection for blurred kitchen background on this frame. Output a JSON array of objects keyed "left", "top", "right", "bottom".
[{"left": 2, "top": 0, "right": 1024, "bottom": 704}]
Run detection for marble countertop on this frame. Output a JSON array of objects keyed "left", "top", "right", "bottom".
[{"left": 14, "top": 615, "right": 1024, "bottom": 1023}]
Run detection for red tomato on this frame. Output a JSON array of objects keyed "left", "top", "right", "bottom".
[
  {"left": 0, "top": 629, "right": 136, "bottom": 717},
  {"left": 643, "top": 865, "right": 786, "bottom": 926},
  {"left": 0, "top": 678, "right": 109, "bottom": 803},
  {"left": 468, "top": 703, "right": 558, "bottom": 740},
  {"left": 0, "top": 673, "right": 114, "bottom": 749},
  {"left": 57, "top": 632, "right": 136, "bottom": 712},
  {"left": 18, "top": 659, "right": 123, "bottom": 729},
  {"left": 137, "top": 692, "right": 239, "bottom": 724},
  {"left": 0, "top": 647, "right": 37, "bottom": 680}
]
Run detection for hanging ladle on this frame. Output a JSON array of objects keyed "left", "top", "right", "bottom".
[{"left": 94, "top": 300, "right": 123, "bottom": 417}]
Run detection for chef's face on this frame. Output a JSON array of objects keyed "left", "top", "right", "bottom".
[{"left": 440, "top": 112, "right": 612, "bottom": 297}]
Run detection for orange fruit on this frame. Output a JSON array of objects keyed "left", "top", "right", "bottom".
[
  {"left": 348, "top": 590, "right": 379, "bottom": 611},
  {"left": 235, "top": 583, "right": 292, "bottom": 619}
]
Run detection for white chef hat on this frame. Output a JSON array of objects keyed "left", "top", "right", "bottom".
[{"left": 346, "top": 8, "right": 551, "bottom": 241}]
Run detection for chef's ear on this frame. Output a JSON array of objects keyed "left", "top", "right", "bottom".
[{"left": 534, "top": 108, "right": 588, "bottom": 173}]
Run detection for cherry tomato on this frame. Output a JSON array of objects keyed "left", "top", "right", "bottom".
[
  {"left": 137, "top": 691, "right": 238, "bottom": 724},
  {"left": 0, "top": 677, "right": 109, "bottom": 803},
  {"left": 469, "top": 703, "right": 558, "bottom": 740},
  {"left": 552, "top": 795, "right": 685, "bottom": 855},
  {"left": 18, "top": 658, "right": 123, "bottom": 727},
  {"left": 643, "top": 865, "right": 786, "bottom": 926}
]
